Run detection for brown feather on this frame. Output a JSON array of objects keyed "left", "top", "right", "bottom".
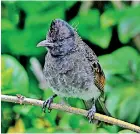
[
  {"left": 92, "top": 62, "right": 105, "bottom": 92},
  {"left": 75, "top": 32, "right": 106, "bottom": 91}
]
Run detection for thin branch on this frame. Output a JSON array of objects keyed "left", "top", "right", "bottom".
[
  {"left": 30, "top": 57, "right": 47, "bottom": 89},
  {"left": 1, "top": 94, "right": 140, "bottom": 133},
  {"left": 111, "top": 1, "right": 124, "bottom": 9},
  {"left": 79, "top": 1, "right": 93, "bottom": 15}
]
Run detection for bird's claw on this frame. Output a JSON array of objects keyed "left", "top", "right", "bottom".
[
  {"left": 42, "top": 97, "right": 53, "bottom": 113},
  {"left": 87, "top": 105, "right": 96, "bottom": 123}
]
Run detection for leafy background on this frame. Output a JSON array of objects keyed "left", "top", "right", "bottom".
[{"left": 1, "top": 1, "right": 140, "bottom": 133}]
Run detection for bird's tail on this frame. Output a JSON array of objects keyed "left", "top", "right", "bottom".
[{"left": 96, "top": 97, "right": 111, "bottom": 117}]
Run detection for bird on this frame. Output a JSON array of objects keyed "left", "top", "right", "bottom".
[{"left": 37, "top": 19, "right": 111, "bottom": 123}]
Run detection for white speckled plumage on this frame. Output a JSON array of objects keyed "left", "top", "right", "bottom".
[
  {"left": 43, "top": 49, "right": 101, "bottom": 101},
  {"left": 38, "top": 19, "right": 111, "bottom": 119}
]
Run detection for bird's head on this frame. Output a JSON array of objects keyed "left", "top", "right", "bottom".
[{"left": 37, "top": 19, "right": 77, "bottom": 57}]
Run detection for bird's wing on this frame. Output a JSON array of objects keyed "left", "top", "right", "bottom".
[
  {"left": 83, "top": 43, "right": 111, "bottom": 117},
  {"left": 83, "top": 43, "right": 105, "bottom": 92},
  {"left": 93, "top": 61, "right": 105, "bottom": 92},
  {"left": 74, "top": 32, "right": 105, "bottom": 92},
  {"left": 75, "top": 33, "right": 111, "bottom": 120}
]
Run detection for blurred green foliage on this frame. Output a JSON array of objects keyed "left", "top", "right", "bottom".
[
  {"left": 2, "top": 55, "right": 29, "bottom": 95},
  {"left": 1, "top": 1, "right": 140, "bottom": 133}
]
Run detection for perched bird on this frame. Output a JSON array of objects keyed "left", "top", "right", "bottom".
[{"left": 37, "top": 19, "right": 111, "bottom": 123}]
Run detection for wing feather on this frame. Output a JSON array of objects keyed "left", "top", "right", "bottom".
[
  {"left": 83, "top": 43, "right": 105, "bottom": 91},
  {"left": 75, "top": 32, "right": 105, "bottom": 91}
]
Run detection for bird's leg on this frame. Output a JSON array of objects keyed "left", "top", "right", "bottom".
[
  {"left": 42, "top": 94, "right": 57, "bottom": 113},
  {"left": 87, "top": 103, "right": 96, "bottom": 123}
]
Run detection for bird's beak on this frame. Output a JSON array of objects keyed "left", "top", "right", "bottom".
[{"left": 37, "top": 40, "right": 54, "bottom": 47}]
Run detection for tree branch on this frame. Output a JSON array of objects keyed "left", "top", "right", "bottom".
[
  {"left": 1, "top": 94, "right": 140, "bottom": 133},
  {"left": 30, "top": 57, "right": 47, "bottom": 89}
]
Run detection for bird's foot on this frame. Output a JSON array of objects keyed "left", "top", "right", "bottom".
[
  {"left": 42, "top": 94, "right": 57, "bottom": 113},
  {"left": 87, "top": 105, "right": 96, "bottom": 123}
]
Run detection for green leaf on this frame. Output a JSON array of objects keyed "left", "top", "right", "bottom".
[
  {"left": 118, "top": 129, "right": 136, "bottom": 134},
  {"left": 25, "top": 7, "right": 64, "bottom": 28},
  {"left": 106, "top": 88, "right": 122, "bottom": 117},
  {"left": 119, "top": 94, "right": 140, "bottom": 123},
  {"left": 96, "top": 128, "right": 109, "bottom": 133},
  {"left": 107, "top": 83, "right": 139, "bottom": 121},
  {"left": 59, "top": 114, "right": 72, "bottom": 129},
  {"left": 136, "top": 58, "right": 140, "bottom": 80},
  {"left": 2, "top": 28, "right": 46, "bottom": 56},
  {"left": 118, "top": 5, "right": 140, "bottom": 43},
  {"left": 26, "top": 128, "right": 48, "bottom": 133},
  {"left": 2, "top": 1, "right": 19, "bottom": 26},
  {"left": 79, "top": 118, "right": 96, "bottom": 132},
  {"left": 2, "top": 2, "right": 65, "bottom": 56},
  {"left": 118, "top": 16, "right": 140, "bottom": 43},
  {"left": 13, "top": 105, "right": 32, "bottom": 116},
  {"left": 104, "top": 125, "right": 118, "bottom": 133},
  {"left": 1, "top": 102, "right": 15, "bottom": 133},
  {"left": 1, "top": 54, "right": 29, "bottom": 95},
  {"left": 71, "top": 9, "right": 111, "bottom": 48},
  {"left": 99, "top": 46, "right": 139, "bottom": 75},
  {"left": 101, "top": 5, "right": 140, "bottom": 44},
  {"left": 69, "top": 114, "right": 81, "bottom": 129},
  {"left": 16, "top": 1, "right": 58, "bottom": 14},
  {"left": 1, "top": 19, "right": 15, "bottom": 31},
  {"left": 70, "top": 9, "right": 100, "bottom": 36},
  {"left": 101, "top": 9, "right": 119, "bottom": 29},
  {"left": 64, "top": 1, "right": 77, "bottom": 9},
  {"left": 89, "top": 28, "right": 112, "bottom": 48}
]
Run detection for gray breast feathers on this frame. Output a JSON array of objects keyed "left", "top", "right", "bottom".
[{"left": 43, "top": 51, "right": 94, "bottom": 97}]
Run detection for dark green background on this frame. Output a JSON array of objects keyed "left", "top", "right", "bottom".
[{"left": 1, "top": 1, "right": 140, "bottom": 133}]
